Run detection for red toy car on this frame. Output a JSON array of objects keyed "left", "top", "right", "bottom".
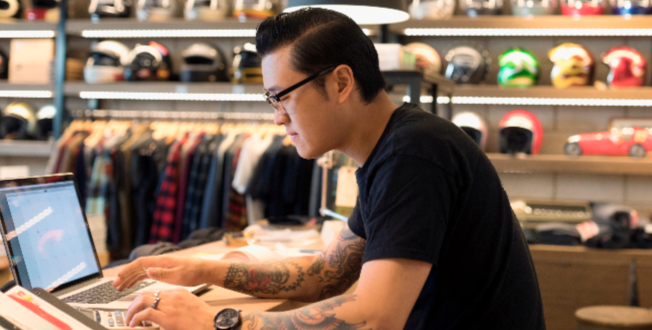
[{"left": 564, "top": 127, "right": 652, "bottom": 158}]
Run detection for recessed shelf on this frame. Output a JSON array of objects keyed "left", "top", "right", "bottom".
[
  {"left": 488, "top": 153, "right": 652, "bottom": 175},
  {"left": 0, "top": 140, "right": 53, "bottom": 157},
  {"left": 0, "top": 83, "right": 54, "bottom": 98},
  {"left": 394, "top": 16, "right": 652, "bottom": 37},
  {"left": 0, "top": 19, "right": 56, "bottom": 38}
]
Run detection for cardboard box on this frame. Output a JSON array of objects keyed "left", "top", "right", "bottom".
[{"left": 9, "top": 39, "right": 55, "bottom": 84}]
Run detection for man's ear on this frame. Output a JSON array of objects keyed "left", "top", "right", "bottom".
[{"left": 333, "top": 65, "right": 355, "bottom": 104}]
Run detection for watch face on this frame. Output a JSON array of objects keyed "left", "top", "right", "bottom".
[{"left": 215, "top": 309, "right": 240, "bottom": 330}]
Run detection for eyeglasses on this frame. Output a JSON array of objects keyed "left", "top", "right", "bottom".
[{"left": 264, "top": 66, "right": 337, "bottom": 116}]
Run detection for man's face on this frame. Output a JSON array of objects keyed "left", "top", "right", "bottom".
[{"left": 262, "top": 46, "right": 345, "bottom": 159}]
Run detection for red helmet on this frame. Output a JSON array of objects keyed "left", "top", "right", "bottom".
[
  {"left": 603, "top": 46, "right": 646, "bottom": 88},
  {"left": 499, "top": 110, "right": 544, "bottom": 155}
]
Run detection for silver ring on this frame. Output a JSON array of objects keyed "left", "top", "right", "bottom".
[
  {"left": 152, "top": 297, "right": 161, "bottom": 309},
  {"left": 153, "top": 291, "right": 160, "bottom": 298}
]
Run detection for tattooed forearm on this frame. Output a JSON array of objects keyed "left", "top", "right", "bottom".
[
  {"left": 308, "top": 227, "right": 366, "bottom": 300},
  {"left": 243, "top": 294, "right": 370, "bottom": 330},
  {"left": 223, "top": 260, "right": 305, "bottom": 295}
]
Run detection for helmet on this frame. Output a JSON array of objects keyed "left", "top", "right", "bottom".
[
  {"left": 511, "top": 0, "right": 558, "bottom": 15},
  {"left": 444, "top": 45, "right": 489, "bottom": 84},
  {"left": 1, "top": 102, "right": 37, "bottom": 140},
  {"left": 452, "top": 112, "right": 488, "bottom": 151},
  {"left": 409, "top": 0, "right": 455, "bottom": 19},
  {"left": 124, "top": 42, "right": 172, "bottom": 81},
  {"left": 404, "top": 43, "right": 442, "bottom": 77},
  {"left": 184, "top": 0, "right": 229, "bottom": 21},
  {"left": 231, "top": 43, "right": 262, "bottom": 84},
  {"left": 180, "top": 43, "right": 228, "bottom": 82},
  {"left": 25, "top": 0, "right": 59, "bottom": 21},
  {"left": 0, "top": 0, "right": 21, "bottom": 18},
  {"left": 88, "top": 0, "right": 131, "bottom": 18},
  {"left": 233, "top": 0, "right": 275, "bottom": 19},
  {"left": 0, "top": 49, "right": 7, "bottom": 79},
  {"left": 459, "top": 0, "right": 503, "bottom": 16},
  {"left": 136, "top": 0, "right": 178, "bottom": 21},
  {"left": 35, "top": 104, "right": 55, "bottom": 141},
  {"left": 84, "top": 40, "right": 130, "bottom": 84},
  {"left": 561, "top": 0, "right": 605, "bottom": 15},
  {"left": 611, "top": 0, "right": 652, "bottom": 14},
  {"left": 498, "top": 47, "right": 539, "bottom": 87},
  {"left": 499, "top": 110, "right": 544, "bottom": 155},
  {"left": 603, "top": 46, "right": 646, "bottom": 88},
  {"left": 548, "top": 43, "right": 594, "bottom": 88}
]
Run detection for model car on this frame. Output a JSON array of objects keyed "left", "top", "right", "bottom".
[{"left": 564, "top": 126, "right": 652, "bottom": 158}]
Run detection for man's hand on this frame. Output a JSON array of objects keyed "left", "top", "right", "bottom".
[
  {"left": 112, "top": 256, "right": 209, "bottom": 291},
  {"left": 125, "top": 289, "right": 215, "bottom": 330}
]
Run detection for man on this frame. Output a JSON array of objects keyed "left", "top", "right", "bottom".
[{"left": 114, "top": 8, "right": 545, "bottom": 330}]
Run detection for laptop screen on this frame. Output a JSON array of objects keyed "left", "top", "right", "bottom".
[{"left": 0, "top": 176, "right": 101, "bottom": 290}]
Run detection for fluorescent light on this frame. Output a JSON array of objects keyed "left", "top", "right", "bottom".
[
  {"left": 0, "top": 91, "right": 53, "bottom": 98},
  {"left": 450, "top": 96, "right": 652, "bottom": 106},
  {"left": 284, "top": 5, "right": 410, "bottom": 25},
  {"left": 81, "top": 29, "right": 257, "bottom": 38},
  {"left": 79, "top": 91, "right": 265, "bottom": 101},
  {"left": 0, "top": 31, "right": 55, "bottom": 38},
  {"left": 404, "top": 28, "right": 652, "bottom": 37},
  {"left": 402, "top": 95, "right": 652, "bottom": 106}
]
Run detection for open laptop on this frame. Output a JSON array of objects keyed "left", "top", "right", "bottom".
[{"left": 0, "top": 173, "right": 207, "bottom": 309}]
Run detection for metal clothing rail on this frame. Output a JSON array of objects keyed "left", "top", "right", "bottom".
[{"left": 71, "top": 109, "right": 275, "bottom": 121}]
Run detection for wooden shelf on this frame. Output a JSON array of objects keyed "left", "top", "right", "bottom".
[
  {"left": 65, "top": 81, "right": 263, "bottom": 96},
  {"left": 393, "top": 16, "right": 652, "bottom": 36},
  {"left": 0, "top": 141, "right": 53, "bottom": 157},
  {"left": 66, "top": 18, "right": 263, "bottom": 38},
  {"left": 454, "top": 85, "right": 652, "bottom": 100},
  {"left": 0, "top": 83, "right": 54, "bottom": 98},
  {"left": 0, "top": 19, "right": 56, "bottom": 32},
  {"left": 488, "top": 153, "right": 652, "bottom": 175}
]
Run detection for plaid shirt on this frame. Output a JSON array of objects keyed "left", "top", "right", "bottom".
[
  {"left": 150, "top": 137, "right": 185, "bottom": 243},
  {"left": 225, "top": 149, "right": 248, "bottom": 231}
]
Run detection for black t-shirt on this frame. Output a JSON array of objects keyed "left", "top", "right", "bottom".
[{"left": 348, "top": 103, "right": 545, "bottom": 330}]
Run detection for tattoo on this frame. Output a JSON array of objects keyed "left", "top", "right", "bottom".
[
  {"left": 244, "top": 294, "right": 369, "bottom": 330},
  {"left": 224, "top": 260, "right": 305, "bottom": 295},
  {"left": 309, "top": 228, "right": 366, "bottom": 300}
]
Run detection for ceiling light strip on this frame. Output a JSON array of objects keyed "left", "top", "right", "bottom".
[
  {"left": 0, "top": 91, "right": 54, "bottom": 98},
  {"left": 0, "top": 31, "right": 56, "bottom": 38},
  {"left": 404, "top": 28, "right": 652, "bottom": 37},
  {"left": 79, "top": 91, "right": 265, "bottom": 101},
  {"left": 81, "top": 29, "right": 257, "bottom": 38}
]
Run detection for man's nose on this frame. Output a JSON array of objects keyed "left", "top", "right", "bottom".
[{"left": 274, "top": 111, "right": 289, "bottom": 126}]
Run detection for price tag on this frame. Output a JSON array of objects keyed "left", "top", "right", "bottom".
[{"left": 335, "top": 166, "right": 358, "bottom": 208}]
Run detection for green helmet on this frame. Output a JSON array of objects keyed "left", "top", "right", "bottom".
[{"left": 498, "top": 48, "right": 539, "bottom": 87}]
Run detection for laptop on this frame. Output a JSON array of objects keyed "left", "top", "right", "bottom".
[{"left": 0, "top": 174, "right": 207, "bottom": 309}]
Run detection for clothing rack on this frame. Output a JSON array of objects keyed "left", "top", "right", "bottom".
[{"left": 71, "top": 109, "right": 275, "bottom": 121}]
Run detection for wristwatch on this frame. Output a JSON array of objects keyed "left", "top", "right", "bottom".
[{"left": 214, "top": 308, "right": 241, "bottom": 330}]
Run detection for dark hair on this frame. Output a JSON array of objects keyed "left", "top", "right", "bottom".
[{"left": 256, "top": 8, "right": 385, "bottom": 103}]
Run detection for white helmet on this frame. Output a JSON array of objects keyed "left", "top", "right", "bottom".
[
  {"left": 84, "top": 40, "right": 130, "bottom": 84},
  {"left": 452, "top": 112, "right": 489, "bottom": 151}
]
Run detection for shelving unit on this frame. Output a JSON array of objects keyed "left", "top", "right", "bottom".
[
  {"left": 0, "top": 19, "right": 56, "bottom": 38},
  {"left": 0, "top": 140, "right": 53, "bottom": 157},
  {"left": 488, "top": 153, "right": 652, "bottom": 176},
  {"left": 392, "top": 16, "right": 652, "bottom": 36},
  {"left": 0, "top": 83, "right": 54, "bottom": 98},
  {"left": 66, "top": 18, "right": 261, "bottom": 38}
]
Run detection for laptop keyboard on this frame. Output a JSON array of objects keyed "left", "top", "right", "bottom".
[{"left": 62, "top": 281, "right": 155, "bottom": 304}]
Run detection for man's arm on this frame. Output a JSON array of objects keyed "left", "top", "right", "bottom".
[
  {"left": 237, "top": 258, "right": 433, "bottom": 330},
  {"left": 114, "top": 226, "right": 366, "bottom": 303},
  {"left": 213, "top": 226, "right": 366, "bottom": 302}
]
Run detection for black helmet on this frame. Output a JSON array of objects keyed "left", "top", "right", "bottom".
[
  {"left": 231, "top": 43, "right": 263, "bottom": 84},
  {"left": 0, "top": 0, "right": 22, "bottom": 18},
  {"left": 444, "top": 45, "right": 490, "bottom": 84},
  {"left": 184, "top": 0, "right": 229, "bottom": 21},
  {"left": 124, "top": 41, "right": 172, "bottom": 81},
  {"left": 0, "top": 49, "right": 7, "bottom": 79},
  {"left": 1, "top": 102, "right": 37, "bottom": 140},
  {"left": 35, "top": 104, "right": 55, "bottom": 141},
  {"left": 89, "top": 0, "right": 131, "bottom": 18},
  {"left": 137, "top": 0, "right": 178, "bottom": 21},
  {"left": 180, "top": 43, "right": 227, "bottom": 82}
]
